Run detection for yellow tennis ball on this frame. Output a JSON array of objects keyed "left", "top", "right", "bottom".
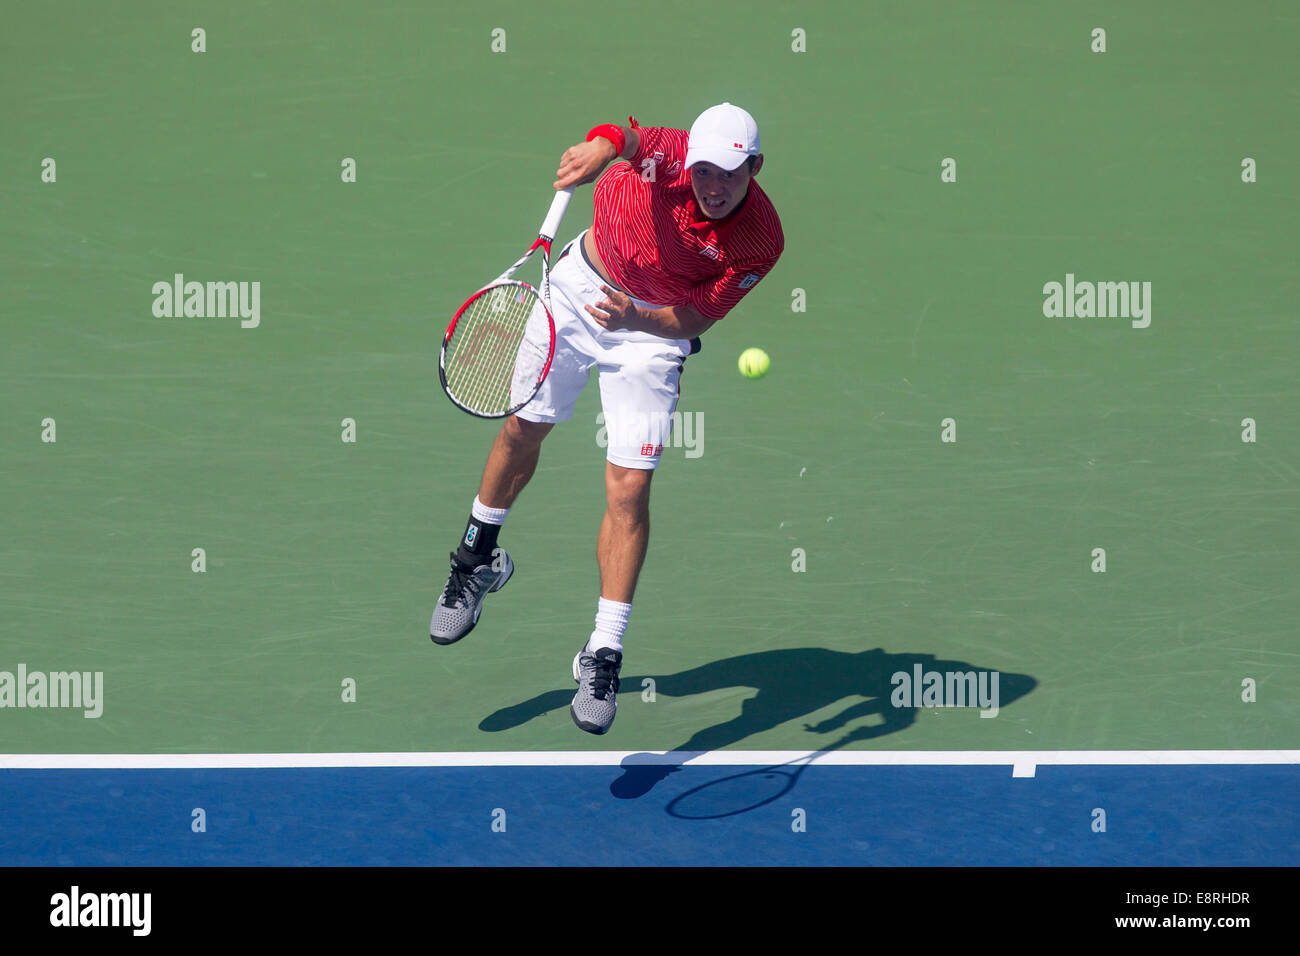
[{"left": 738, "top": 347, "right": 770, "bottom": 379}]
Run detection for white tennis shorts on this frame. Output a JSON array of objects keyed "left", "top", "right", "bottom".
[{"left": 512, "top": 230, "right": 694, "bottom": 470}]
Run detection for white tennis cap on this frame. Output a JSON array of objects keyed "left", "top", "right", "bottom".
[{"left": 684, "top": 102, "right": 760, "bottom": 172}]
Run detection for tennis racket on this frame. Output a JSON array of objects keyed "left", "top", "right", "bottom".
[{"left": 439, "top": 187, "right": 574, "bottom": 418}]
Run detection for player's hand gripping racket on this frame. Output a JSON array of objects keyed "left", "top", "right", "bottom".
[{"left": 439, "top": 188, "right": 574, "bottom": 418}]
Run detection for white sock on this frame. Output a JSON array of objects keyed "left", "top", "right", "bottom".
[
  {"left": 471, "top": 495, "right": 510, "bottom": 526},
  {"left": 586, "top": 598, "right": 631, "bottom": 654}
]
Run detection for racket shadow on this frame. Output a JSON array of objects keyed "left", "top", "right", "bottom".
[{"left": 663, "top": 732, "right": 861, "bottom": 820}]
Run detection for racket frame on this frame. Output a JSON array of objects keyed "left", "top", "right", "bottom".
[
  {"left": 440, "top": 274, "right": 555, "bottom": 419},
  {"left": 439, "top": 189, "right": 573, "bottom": 419}
]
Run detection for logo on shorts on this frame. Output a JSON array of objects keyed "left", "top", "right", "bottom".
[
  {"left": 738, "top": 273, "right": 761, "bottom": 289},
  {"left": 640, "top": 443, "right": 664, "bottom": 457}
]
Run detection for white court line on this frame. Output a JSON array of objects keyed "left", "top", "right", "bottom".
[{"left": 2, "top": 750, "right": 1299, "bottom": 777}]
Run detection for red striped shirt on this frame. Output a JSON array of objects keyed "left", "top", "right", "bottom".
[{"left": 591, "top": 126, "right": 784, "bottom": 320}]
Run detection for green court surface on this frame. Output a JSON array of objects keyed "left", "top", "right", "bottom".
[{"left": 2, "top": 1, "right": 1296, "bottom": 758}]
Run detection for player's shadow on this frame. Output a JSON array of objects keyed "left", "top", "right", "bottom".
[{"left": 479, "top": 647, "right": 1036, "bottom": 809}]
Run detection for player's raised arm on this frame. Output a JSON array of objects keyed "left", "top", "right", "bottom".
[{"left": 553, "top": 122, "right": 641, "bottom": 189}]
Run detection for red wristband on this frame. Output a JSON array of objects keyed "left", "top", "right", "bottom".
[{"left": 586, "top": 123, "right": 626, "bottom": 157}]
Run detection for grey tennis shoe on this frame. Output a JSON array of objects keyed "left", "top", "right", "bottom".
[
  {"left": 430, "top": 550, "right": 513, "bottom": 645},
  {"left": 571, "top": 645, "right": 623, "bottom": 735}
]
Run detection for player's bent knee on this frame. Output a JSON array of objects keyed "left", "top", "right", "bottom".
[{"left": 605, "top": 462, "right": 653, "bottom": 511}]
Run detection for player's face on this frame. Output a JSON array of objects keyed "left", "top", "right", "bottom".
[{"left": 690, "top": 160, "right": 753, "bottom": 219}]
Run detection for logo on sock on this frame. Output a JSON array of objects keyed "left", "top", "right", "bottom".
[{"left": 464, "top": 525, "right": 478, "bottom": 548}]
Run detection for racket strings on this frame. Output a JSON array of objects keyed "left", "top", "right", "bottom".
[{"left": 444, "top": 283, "right": 546, "bottom": 416}]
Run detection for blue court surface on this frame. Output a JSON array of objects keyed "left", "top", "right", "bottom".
[{"left": 2, "top": 762, "right": 1295, "bottom": 866}]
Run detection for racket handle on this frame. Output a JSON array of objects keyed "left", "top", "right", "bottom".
[{"left": 539, "top": 188, "right": 573, "bottom": 241}]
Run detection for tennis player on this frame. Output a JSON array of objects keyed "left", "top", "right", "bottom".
[{"left": 432, "top": 103, "right": 784, "bottom": 734}]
